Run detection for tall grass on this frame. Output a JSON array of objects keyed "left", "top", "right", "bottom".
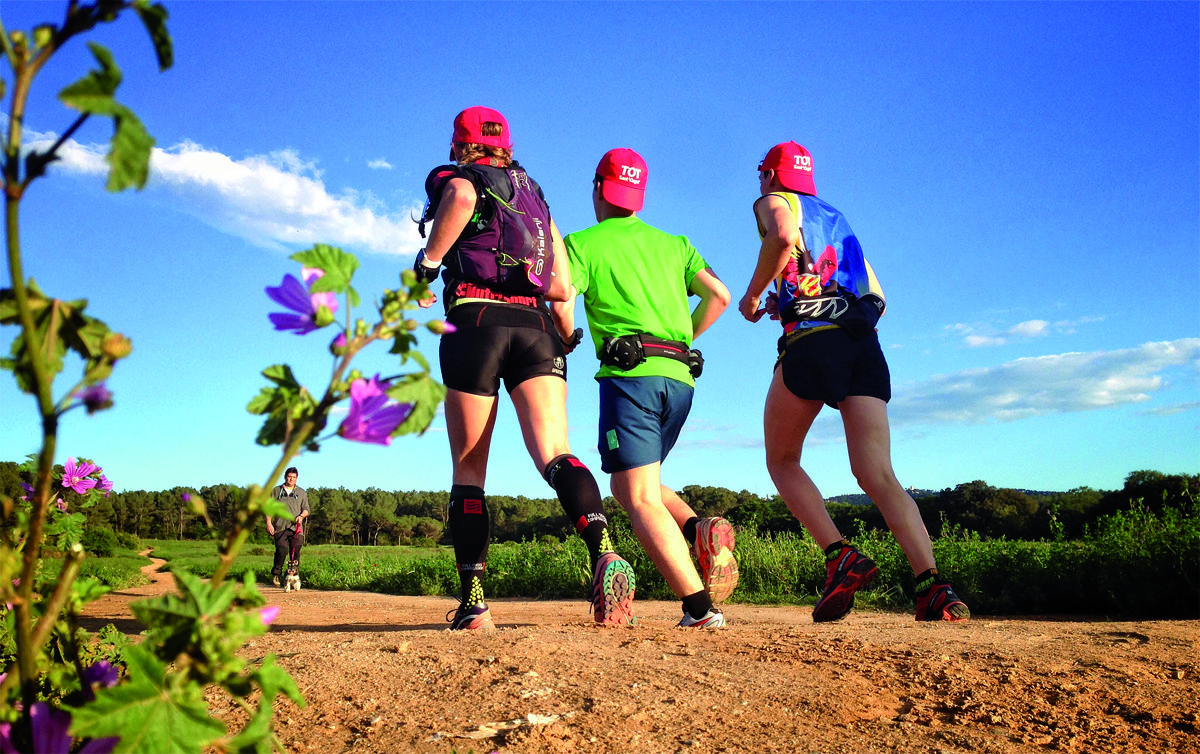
[{"left": 139, "top": 501, "right": 1199, "bottom": 618}]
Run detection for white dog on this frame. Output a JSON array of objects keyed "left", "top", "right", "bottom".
[{"left": 283, "top": 559, "right": 301, "bottom": 592}]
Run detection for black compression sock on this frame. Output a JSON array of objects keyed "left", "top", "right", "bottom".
[
  {"left": 682, "top": 517, "right": 700, "bottom": 546},
  {"left": 544, "top": 455, "right": 611, "bottom": 565},
  {"left": 448, "top": 484, "right": 489, "bottom": 604}
]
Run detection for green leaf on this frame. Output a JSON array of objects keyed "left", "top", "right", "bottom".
[
  {"left": 0, "top": 282, "right": 115, "bottom": 392},
  {"left": 224, "top": 701, "right": 274, "bottom": 754},
  {"left": 58, "top": 43, "right": 155, "bottom": 191},
  {"left": 252, "top": 654, "right": 304, "bottom": 707},
  {"left": 289, "top": 244, "right": 359, "bottom": 305},
  {"left": 70, "top": 645, "right": 226, "bottom": 754},
  {"left": 261, "top": 364, "right": 302, "bottom": 390},
  {"left": 133, "top": 0, "right": 174, "bottom": 72},
  {"left": 386, "top": 372, "right": 446, "bottom": 437}
]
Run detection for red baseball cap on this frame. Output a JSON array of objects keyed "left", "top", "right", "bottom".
[
  {"left": 452, "top": 106, "right": 512, "bottom": 149},
  {"left": 759, "top": 141, "right": 816, "bottom": 196},
  {"left": 596, "top": 148, "right": 647, "bottom": 211}
]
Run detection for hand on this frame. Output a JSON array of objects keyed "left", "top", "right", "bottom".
[
  {"left": 763, "top": 291, "right": 780, "bottom": 320},
  {"left": 416, "top": 291, "right": 438, "bottom": 309},
  {"left": 738, "top": 291, "right": 767, "bottom": 323},
  {"left": 561, "top": 328, "right": 583, "bottom": 355},
  {"left": 266, "top": 526, "right": 275, "bottom": 536}
]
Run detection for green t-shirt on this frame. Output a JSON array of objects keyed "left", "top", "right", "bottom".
[{"left": 565, "top": 216, "right": 709, "bottom": 386}]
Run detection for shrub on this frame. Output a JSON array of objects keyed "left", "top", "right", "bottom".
[{"left": 81, "top": 527, "right": 119, "bottom": 558}]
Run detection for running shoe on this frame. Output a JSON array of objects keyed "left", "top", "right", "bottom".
[
  {"left": 811, "top": 546, "right": 878, "bottom": 623},
  {"left": 693, "top": 517, "right": 739, "bottom": 604},
  {"left": 678, "top": 608, "right": 725, "bottom": 628},
  {"left": 447, "top": 602, "right": 496, "bottom": 630},
  {"left": 591, "top": 551, "right": 636, "bottom": 626},
  {"left": 271, "top": 574, "right": 281, "bottom": 588},
  {"left": 915, "top": 582, "right": 971, "bottom": 622}
]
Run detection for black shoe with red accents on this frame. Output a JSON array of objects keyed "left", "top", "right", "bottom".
[
  {"left": 812, "top": 547, "right": 879, "bottom": 623},
  {"left": 915, "top": 582, "right": 970, "bottom": 622}
]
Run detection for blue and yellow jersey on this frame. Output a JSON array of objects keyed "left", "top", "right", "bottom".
[{"left": 756, "top": 191, "right": 884, "bottom": 334}]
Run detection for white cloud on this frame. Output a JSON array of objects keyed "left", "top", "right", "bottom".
[
  {"left": 367, "top": 158, "right": 393, "bottom": 170},
  {"left": 891, "top": 338, "right": 1200, "bottom": 426},
  {"left": 26, "top": 134, "right": 423, "bottom": 257},
  {"left": 949, "top": 315, "right": 1101, "bottom": 347},
  {"left": 1008, "top": 319, "right": 1049, "bottom": 338}
]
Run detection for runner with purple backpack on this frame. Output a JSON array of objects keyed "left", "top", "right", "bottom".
[{"left": 415, "top": 107, "right": 637, "bottom": 630}]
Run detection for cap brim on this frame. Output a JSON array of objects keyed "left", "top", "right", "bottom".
[
  {"left": 778, "top": 171, "right": 816, "bottom": 196},
  {"left": 601, "top": 181, "right": 644, "bottom": 211}
]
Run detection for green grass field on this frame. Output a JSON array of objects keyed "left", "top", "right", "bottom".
[{"left": 126, "top": 499, "right": 1198, "bottom": 618}]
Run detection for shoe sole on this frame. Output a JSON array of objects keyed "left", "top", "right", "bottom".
[
  {"left": 450, "top": 611, "right": 496, "bottom": 630},
  {"left": 812, "top": 560, "right": 879, "bottom": 623},
  {"left": 695, "top": 519, "right": 739, "bottom": 604},
  {"left": 594, "top": 557, "right": 636, "bottom": 626}
]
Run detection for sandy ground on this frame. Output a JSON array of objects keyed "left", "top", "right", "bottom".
[{"left": 78, "top": 556, "right": 1200, "bottom": 754}]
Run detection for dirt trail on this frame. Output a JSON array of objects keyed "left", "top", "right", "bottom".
[{"left": 79, "top": 557, "right": 1199, "bottom": 754}]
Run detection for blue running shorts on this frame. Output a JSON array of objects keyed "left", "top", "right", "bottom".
[{"left": 597, "top": 376, "right": 694, "bottom": 473}]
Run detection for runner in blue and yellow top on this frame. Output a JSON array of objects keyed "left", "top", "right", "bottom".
[
  {"left": 552, "top": 148, "right": 736, "bottom": 628},
  {"left": 738, "top": 141, "right": 970, "bottom": 624}
]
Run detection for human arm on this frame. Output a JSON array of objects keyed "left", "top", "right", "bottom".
[
  {"left": 739, "top": 194, "right": 798, "bottom": 322},
  {"left": 265, "top": 487, "right": 277, "bottom": 536},
  {"left": 416, "top": 176, "right": 477, "bottom": 309},
  {"left": 544, "top": 218, "right": 572, "bottom": 303},
  {"left": 688, "top": 267, "right": 731, "bottom": 340}
]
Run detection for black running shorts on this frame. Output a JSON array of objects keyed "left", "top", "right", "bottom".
[
  {"left": 776, "top": 327, "right": 891, "bottom": 409},
  {"left": 439, "top": 302, "right": 567, "bottom": 396}
]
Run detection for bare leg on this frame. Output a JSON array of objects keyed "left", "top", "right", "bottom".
[
  {"left": 611, "top": 464, "right": 705, "bottom": 599},
  {"left": 840, "top": 395, "right": 936, "bottom": 575},
  {"left": 660, "top": 485, "right": 699, "bottom": 529},
  {"left": 509, "top": 375, "right": 572, "bottom": 471},
  {"left": 444, "top": 389, "right": 499, "bottom": 488},
  {"left": 762, "top": 369, "right": 843, "bottom": 548}
]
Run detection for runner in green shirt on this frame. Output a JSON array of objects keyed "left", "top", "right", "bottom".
[{"left": 553, "top": 148, "right": 737, "bottom": 628}]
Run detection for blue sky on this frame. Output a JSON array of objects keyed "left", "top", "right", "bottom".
[{"left": 0, "top": 2, "right": 1196, "bottom": 500}]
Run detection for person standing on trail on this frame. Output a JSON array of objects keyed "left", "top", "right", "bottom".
[
  {"left": 738, "top": 141, "right": 970, "bottom": 623},
  {"left": 267, "top": 466, "right": 309, "bottom": 588},
  {"left": 414, "top": 107, "right": 636, "bottom": 630},
  {"left": 551, "top": 148, "right": 737, "bottom": 629}
]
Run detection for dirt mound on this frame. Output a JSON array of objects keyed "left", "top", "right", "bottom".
[{"left": 79, "top": 561, "right": 1199, "bottom": 754}]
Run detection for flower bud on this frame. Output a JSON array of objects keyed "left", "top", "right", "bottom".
[
  {"left": 102, "top": 333, "right": 133, "bottom": 361},
  {"left": 329, "top": 332, "right": 349, "bottom": 356},
  {"left": 403, "top": 319, "right": 419, "bottom": 331},
  {"left": 313, "top": 304, "right": 335, "bottom": 329},
  {"left": 426, "top": 320, "right": 456, "bottom": 335}
]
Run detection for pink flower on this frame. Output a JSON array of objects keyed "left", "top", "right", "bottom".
[
  {"left": 97, "top": 475, "right": 113, "bottom": 496},
  {"left": 337, "top": 375, "right": 413, "bottom": 446},
  {"left": 260, "top": 606, "right": 280, "bottom": 625},
  {"left": 61, "top": 458, "right": 99, "bottom": 495}
]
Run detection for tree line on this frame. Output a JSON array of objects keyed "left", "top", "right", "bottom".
[{"left": 0, "top": 462, "right": 1193, "bottom": 545}]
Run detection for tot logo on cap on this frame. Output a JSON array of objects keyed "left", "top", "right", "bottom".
[
  {"left": 759, "top": 141, "right": 816, "bottom": 196},
  {"left": 453, "top": 106, "right": 512, "bottom": 149},
  {"left": 595, "top": 148, "right": 648, "bottom": 212}
]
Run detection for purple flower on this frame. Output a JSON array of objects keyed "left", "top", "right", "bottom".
[
  {"left": 97, "top": 475, "right": 113, "bottom": 496},
  {"left": 61, "top": 458, "right": 99, "bottom": 495},
  {"left": 75, "top": 384, "right": 113, "bottom": 414},
  {"left": 18, "top": 482, "right": 32, "bottom": 502},
  {"left": 80, "top": 662, "right": 119, "bottom": 702},
  {"left": 0, "top": 702, "right": 117, "bottom": 754},
  {"left": 266, "top": 267, "right": 338, "bottom": 335},
  {"left": 337, "top": 375, "right": 413, "bottom": 446}
]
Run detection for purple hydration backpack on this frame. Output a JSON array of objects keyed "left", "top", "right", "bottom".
[{"left": 419, "top": 162, "right": 553, "bottom": 297}]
